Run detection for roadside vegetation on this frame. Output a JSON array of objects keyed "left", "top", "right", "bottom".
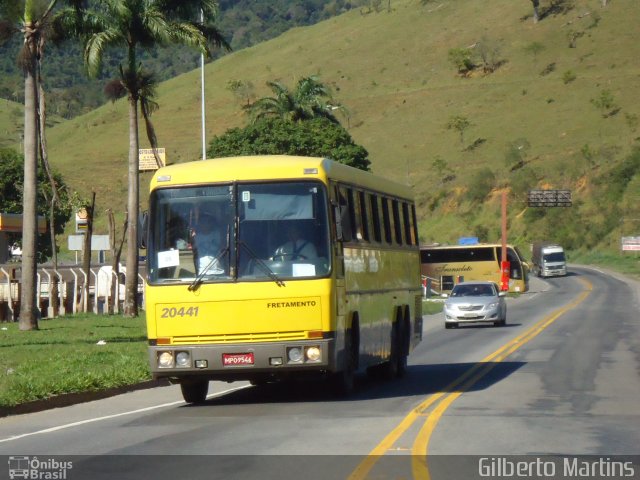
[
  {"left": 568, "top": 251, "right": 640, "bottom": 280},
  {"left": 422, "top": 300, "right": 444, "bottom": 315},
  {"left": 0, "top": 314, "right": 149, "bottom": 410}
]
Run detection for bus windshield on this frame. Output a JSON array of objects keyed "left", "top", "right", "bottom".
[{"left": 147, "top": 181, "right": 331, "bottom": 284}]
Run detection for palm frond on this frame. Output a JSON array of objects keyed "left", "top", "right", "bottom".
[
  {"left": 0, "top": 1, "right": 24, "bottom": 24},
  {"left": 166, "top": 21, "right": 209, "bottom": 55},
  {"left": 104, "top": 78, "right": 126, "bottom": 102},
  {"left": 201, "top": 23, "right": 231, "bottom": 52}
]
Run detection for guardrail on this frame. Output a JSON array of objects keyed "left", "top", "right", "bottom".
[{"left": 0, "top": 264, "right": 145, "bottom": 321}]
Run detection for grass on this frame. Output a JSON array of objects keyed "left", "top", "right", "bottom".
[
  {"left": 0, "top": 99, "right": 23, "bottom": 150},
  {"left": 0, "top": 314, "right": 150, "bottom": 408},
  {"left": 569, "top": 250, "right": 640, "bottom": 280},
  {"left": 422, "top": 299, "right": 444, "bottom": 315}
]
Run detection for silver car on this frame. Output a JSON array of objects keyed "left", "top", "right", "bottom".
[{"left": 443, "top": 281, "right": 507, "bottom": 328}]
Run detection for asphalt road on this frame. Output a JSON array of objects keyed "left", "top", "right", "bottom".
[{"left": 0, "top": 265, "right": 639, "bottom": 480}]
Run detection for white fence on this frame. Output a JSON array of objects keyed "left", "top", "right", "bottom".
[{"left": 0, "top": 265, "right": 145, "bottom": 320}]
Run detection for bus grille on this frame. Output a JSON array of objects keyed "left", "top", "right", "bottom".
[{"left": 170, "top": 331, "right": 309, "bottom": 344}]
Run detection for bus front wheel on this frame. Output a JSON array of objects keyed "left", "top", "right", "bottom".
[
  {"left": 180, "top": 380, "right": 209, "bottom": 404},
  {"left": 331, "top": 326, "right": 358, "bottom": 396}
]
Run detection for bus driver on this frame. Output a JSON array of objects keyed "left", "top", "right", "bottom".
[
  {"left": 192, "top": 212, "right": 225, "bottom": 274},
  {"left": 272, "top": 224, "right": 318, "bottom": 261}
]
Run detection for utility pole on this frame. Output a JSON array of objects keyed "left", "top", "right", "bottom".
[
  {"left": 200, "top": 9, "right": 206, "bottom": 160},
  {"left": 500, "top": 191, "right": 509, "bottom": 291}
]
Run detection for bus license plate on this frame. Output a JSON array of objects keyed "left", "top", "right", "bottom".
[{"left": 222, "top": 353, "right": 254, "bottom": 366}]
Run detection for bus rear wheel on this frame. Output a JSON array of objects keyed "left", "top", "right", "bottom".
[
  {"left": 180, "top": 380, "right": 209, "bottom": 404},
  {"left": 382, "top": 315, "right": 407, "bottom": 380}
]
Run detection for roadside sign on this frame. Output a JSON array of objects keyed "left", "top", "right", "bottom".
[
  {"left": 621, "top": 236, "right": 640, "bottom": 251},
  {"left": 68, "top": 234, "right": 110, "bottom": 251},
  {"left": 139, "top": 148, "right": 166, "bottom": 171},
  {"left": 527, "top": 189, "right": 572, "bottom": 207},
  {"left": 76, "top": 208, "right": 88, "bottom": 232}
]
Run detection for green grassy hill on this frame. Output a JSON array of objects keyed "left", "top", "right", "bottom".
[
  {"left": 44, "top": 0, "right": 640, "bottom": 259},
  {"left": 0, "top": 98, "right": 23, "bottom": 150}
]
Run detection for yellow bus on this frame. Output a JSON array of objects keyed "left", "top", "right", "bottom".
[
  {"left": 420, "top": 243, "right": 529, "bottom": 293},
  {"left": 144, "top": 155, "right": 423, "bottom": 403}
]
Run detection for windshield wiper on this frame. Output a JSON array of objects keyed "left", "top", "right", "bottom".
[
  {"left": 239, "top": 240, "right": 285, "bottom": 287},
  {"left": 188, "top": 228, "right": 231, "bottom": 292}
]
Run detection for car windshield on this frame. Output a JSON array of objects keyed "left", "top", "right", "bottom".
[
  {"left": 451, "top": 284, "right": 495, "bottom": 297},
  {"left": 147, "top": 181, "right": 331, "bottom": 285}
]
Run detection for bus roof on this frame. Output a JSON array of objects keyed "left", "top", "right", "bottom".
[
  {"left": 420, "top": 243, "right": 521, "bottom": 251},
  {"left": 150, "top": 155, "right": 413, "bottom": 200}
]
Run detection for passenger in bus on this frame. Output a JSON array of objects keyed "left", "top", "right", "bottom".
[
  {"left": 192, "top": 212, "right": 225, "bottom": 274},
  {"left": 272, "top": 224, "right": 318, "bottom": 261}
]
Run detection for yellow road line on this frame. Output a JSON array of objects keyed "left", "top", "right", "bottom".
[{"left": 350, "top": 278, "right": 593, "bottom": 480}]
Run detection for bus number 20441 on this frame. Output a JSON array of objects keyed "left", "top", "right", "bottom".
[{"left": 160, "top": 306, "right": 199, "bottom": 318}]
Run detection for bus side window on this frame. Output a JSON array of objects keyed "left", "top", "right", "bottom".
[
  {"left": 403, "top": 202, "right": 416, "bottom": 246},
  {"left": 347, "top": 188, "right": 365, "bottom": 242},
  {"left": 392, "top": 199, "right": 404, "bottom": 245},
  {"left": 369, "top": 194, "right": 382, "bottom": 243},
  {"left": 381, "top": 197, "right": 393, "bottom": 244},
  {"left": 337, "top": 185, "right": 354, "bottom": 242},
  {"left": 358, "top": 190, "right": 370, "bottom": 242}
]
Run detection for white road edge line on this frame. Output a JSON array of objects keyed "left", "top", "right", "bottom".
[{"left": 0, "top": 384, "right": 251, "bottom": 444}]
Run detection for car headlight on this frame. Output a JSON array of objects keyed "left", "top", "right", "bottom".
[{"left": 488, "top": 302, "right": 499, "bottom": 309}]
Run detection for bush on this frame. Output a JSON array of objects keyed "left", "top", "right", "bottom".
[
  {"left": 562, "top": 70, "right": 577, "bottom": 84},
  {"left": 465, "top": 167, "right": 495, "bottom": 203},
  {"left": 448, "top": 47, "right": 474, "bottom": 75}
]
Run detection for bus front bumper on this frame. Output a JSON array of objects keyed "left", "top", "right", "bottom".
[{"left": 149, "top": 339, "right": 335, "bottom": 381}]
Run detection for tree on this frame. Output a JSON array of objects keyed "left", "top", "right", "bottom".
[
  {"left": 523, "top": 41, "right": 545, "bottom": 61},
  {"left": 0, "top": 0, "right": 74, "bottom": 330},
  {"left": 591, "top": 89, "right": 618, "bottom": 118},
  {"left": 208, "top": 117, "right": 371, "bottom": 171},
  {"left": 245, "top": 75, "right": 346, "bottom": 125},
  {"left": 448, "top": 47, "right": 474, "bottom": 76},
  {"left": 55, "top": 0, "right": 230, "bottom": 316},
  {"left": 0, "top": 147, "right": 73, "bottom": 263},
  {"left": 227, "top": 79, "right": 255, "bottom": 107},
  {"left": 446, "top": 115, "right": 472, "bottom": 145},
  {"left": 531, "top": 0, "right": 540, "bottom": 23}
]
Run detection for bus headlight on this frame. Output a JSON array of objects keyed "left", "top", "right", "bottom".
[
  {"left": 287, "top": 347, "right": 303, "bottom": 363},
  {"left": 176, "top": 351, "right": 191, "bottom": 367},
  {"left": 305, "top": 346, "right": 321, "bottom": 362},
  {"left": 158, "top": 351, "right": 174, "bottom": 368}
]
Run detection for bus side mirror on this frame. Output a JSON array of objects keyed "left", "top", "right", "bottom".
[
  {"left": 335, "top": 205, "right": 352, "bottom": 242},
  {"left": 138, "top": 211, "right": 148, "bottom": 249}
]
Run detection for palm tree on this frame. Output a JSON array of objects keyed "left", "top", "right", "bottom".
[
  {"left": 55, "top": 0, "right": 230, "bottom": 316},
  {"left": 0, "top": 0, "right": 76, "bottom": 330},
  {"left": 246, "top": 75, "right": 347, "bottom": 125}
]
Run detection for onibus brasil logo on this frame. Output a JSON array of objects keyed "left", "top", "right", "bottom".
[{"left": 8, "top": 456, "right": 72, "bottom": 479}]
